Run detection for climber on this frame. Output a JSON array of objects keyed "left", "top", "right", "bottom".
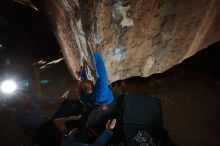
[
  {"left": 79, "top": 35, "right": 114, "bottom": 105},
  {"left": 36, "top": 118, "right": 116, "bottom": 146},
  {"left": 78, "top": 34, "right": 115, "bottom": 127}
]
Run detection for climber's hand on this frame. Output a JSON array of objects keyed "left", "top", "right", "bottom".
[
  {"left": 69, "top": 128, "right": 78, "bottom": 136},
  {"left": 75, "top": 70, "right": 82, "bottom": 83},
  {"left": 106, "top": 119, "right": 117, "bottom": 131},
  {"left": 88, "top": 34, "right": 97, "bottom": 52},
  {"left": 65, "top": 115, "right": 82, "bottom": 121}
]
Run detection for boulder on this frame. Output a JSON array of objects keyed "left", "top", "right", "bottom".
[{"left": 44, "top": 0, "right": 220, "bottom": 82}]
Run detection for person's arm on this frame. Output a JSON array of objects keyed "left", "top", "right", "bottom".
[
  {"left": 93, "top": 130, "right": 113, "bottom": 146},
  {"left": 93, "top": 52, "right": 108, "bottom": 85},
  {"left": 89, "top": 34, "right": 113, "bottom": 104},
  {"left": 53, "top": 114, "right": 82, "bottom": 125},
  {"left": 92, "top": 52, "right": 111, "bottom": 104},
  {"left": 62, "top": 131, "right": 112, "bottom": 146},
  {"left": 93, "top": 119, "right": 116, "bottom": 146},
  {"left": 62, "top": 119, "right": 116, "bottom": 146},
  {"left": 80, "top": 64, "right": 88, "bottom": 81},
  {"left": 89, "top": 33, "right": 108, "bottom": 86}
]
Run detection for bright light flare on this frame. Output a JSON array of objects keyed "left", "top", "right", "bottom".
[{"left": 1, "top": 80, "right": 17, "bottom": 94}]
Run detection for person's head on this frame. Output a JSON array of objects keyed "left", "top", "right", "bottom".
[
  {"left": 80, "top": 80, "right": 93, "bottom": 94},
  {"left": 36, "top": 121, "right": 63, "bottom": 146}
]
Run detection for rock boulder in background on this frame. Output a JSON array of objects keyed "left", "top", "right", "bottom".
[{"left": 44, "top": 0, "right": 220, "bottom": 82}]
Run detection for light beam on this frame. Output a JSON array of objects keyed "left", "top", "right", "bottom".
[{"left": 1, "top": 80, "right": 17, "bottom": 94}]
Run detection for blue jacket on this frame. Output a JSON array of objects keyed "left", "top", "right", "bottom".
[
  {"left": 92, "top": 53, "right": 114, "bottom": 105},
  {"left": 61, "top": 130, "right": 113, "bottom": 146},
  {"left": 81, "top": 52, "right": 114, "bottom": 105}
]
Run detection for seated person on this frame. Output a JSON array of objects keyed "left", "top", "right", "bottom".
[
  {"left": 36, "top": 119, "right": 116, "bottom": 146},
  {"left": 15, "top": 94, "right": 48, "bottom": 129},
  {"left": 14, "top": 93, "right": 81, "bottom": 139}
]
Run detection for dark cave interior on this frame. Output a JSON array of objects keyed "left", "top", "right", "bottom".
[{"left": 0, "top": 0, "right": 220, "bottom": 146}]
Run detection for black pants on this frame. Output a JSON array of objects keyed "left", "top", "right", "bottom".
[
  {"left": 76, "top": 95, "right": 125, "bottom": 144},
  {"left": 86, "top": 95, "right": 123, "bottom": 128}
]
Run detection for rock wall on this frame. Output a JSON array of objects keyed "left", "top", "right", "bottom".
[{"left": 44, "top": 0, "right": 220, "bottom": 82}]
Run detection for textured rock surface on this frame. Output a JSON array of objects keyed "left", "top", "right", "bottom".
[{"left": 45, "top": 0, "right": 220, "bottom": 82}]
